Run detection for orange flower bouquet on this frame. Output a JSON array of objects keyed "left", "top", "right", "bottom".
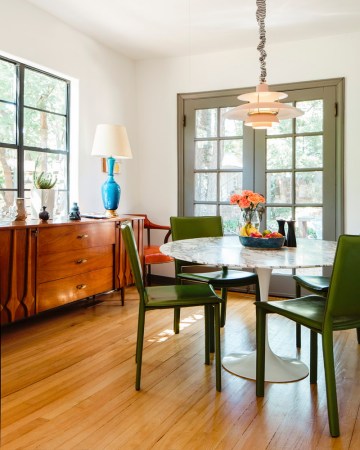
[{"left": 230, "top": 190, "right": 265, "bottom": 236}]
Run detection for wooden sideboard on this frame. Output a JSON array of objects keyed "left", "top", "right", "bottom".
[{"left": 0, "top": 216, "right": 143, "bottom": 324}]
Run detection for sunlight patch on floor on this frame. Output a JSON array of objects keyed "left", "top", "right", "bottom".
[{"left": 147, "top": 311, "right": 204, "bottom": 343}]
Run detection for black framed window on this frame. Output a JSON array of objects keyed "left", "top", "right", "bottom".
[{"left": 0, "top": 56, "right": 70, "bottom": 217}]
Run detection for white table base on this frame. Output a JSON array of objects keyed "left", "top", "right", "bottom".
[{"left": 222, "top": 268, "right": 309, "bottom": 382}]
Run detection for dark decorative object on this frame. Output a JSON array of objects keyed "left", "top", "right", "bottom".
[
  {"left": 69, "top": 202, "right": 81, "bottom": 221},
  {"left": 286, "top": 220, "right": 297, "bottom": 247},
  {"left": 239, "top": 235, "right": 285, "bottom": 249},
  {"left": 276, "top": 219, "right": 287, "bottom": 246},
  {"left": 39, "top": 206, "right": 50, "bottom": 222}
]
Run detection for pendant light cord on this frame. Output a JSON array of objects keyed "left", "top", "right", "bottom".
[{"left": 256, "top": 0, "right": 267, "bottom": 84}]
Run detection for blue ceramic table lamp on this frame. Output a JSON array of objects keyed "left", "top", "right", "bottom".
[{"left": 91, "top": 124, "right": 132, "bottom": 217}]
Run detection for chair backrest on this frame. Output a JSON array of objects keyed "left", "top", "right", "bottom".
[
  {"left": 325, "top": 235, "right": 360, "bottom": 320},
  {"left": 121, "top": 222, "right": 146, "bottom": 305},
  {"left": 170, "top": 216, "right": 224, "bottom": 273},
  {"left": 170, "top": 216, "right": 224, "bottom": 240},
  {"left": 129, "top": 214, "right": 171, "bottom": 246}
]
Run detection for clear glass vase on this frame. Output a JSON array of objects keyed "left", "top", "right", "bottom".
[{"left": 239, "top": 209, "right": 260, "bottom": 235}]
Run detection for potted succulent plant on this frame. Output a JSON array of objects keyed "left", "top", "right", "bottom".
[{"left": 30, "top": 170, "right": 57, "bottom": 220}]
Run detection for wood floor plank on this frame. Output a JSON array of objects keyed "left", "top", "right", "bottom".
[{"left": 1, "top": 288, "right": 359, "bottom": 449}]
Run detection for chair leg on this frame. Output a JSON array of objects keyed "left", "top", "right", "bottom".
[
  {"left": 135, "top": 308, "right": 146, "bottom": 391},
  {"left": 220, "top": 288, "right": 227, "bottom": 328},
  {"left": 174, "top": 307, "right": 180, "bottom": 334},
  {"left": 256, "top": 306, "right": 266, "bottom": 397},
  {"left": 209, "top": 306, "right": 215, "bottom": 353},
  {"left": 214, "top": 304, "right": 222, "bottom": 392},
  {"left": 204, "top": 306, "right": 210, "bottom": 365},
  {"left": 310, "top": 330, "right": 318, "bottom": 384},
  {"left": 255, "top": 279, "right": 261, "bottom": 302},
  {"left": 146, "top": 264, "right": 152, "bottom": 286},
  {"left": 357, "top": 327, "right": 360, "bottom": 344},
  {"left": 296, "top": 283, "right": 301, "bottom": 348},
  {"left": 322, "top": 328, "right": 340, "bottom": 437}
]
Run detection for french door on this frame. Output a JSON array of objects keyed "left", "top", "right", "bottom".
[{"left": 178, "top": 79, "right": 344, "bottom": 296}]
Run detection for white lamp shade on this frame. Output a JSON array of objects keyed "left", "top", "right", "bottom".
[{"left": 91, "top": 124, "right": 132, "bottom": 159}]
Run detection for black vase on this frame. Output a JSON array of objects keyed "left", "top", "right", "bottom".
[
  {"left": 39, "top": 206, "right": 50, "bottom": 222},
  {"left": 286, "top": 220, "right": 297, "bottom": 247},
  {"left": 276, "top": 219, "right": 287, "bottom": 246}
]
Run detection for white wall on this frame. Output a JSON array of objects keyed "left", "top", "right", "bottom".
[
  {"left": 0, "top": 0, "right": 139, "bottom": 214},
  {"left": 135, "top": 33, "right": 360, "bottom": 226}
]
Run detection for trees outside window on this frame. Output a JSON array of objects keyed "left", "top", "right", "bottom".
[{"left": 0, "top": 56, "right": 70, "bottom": 217}]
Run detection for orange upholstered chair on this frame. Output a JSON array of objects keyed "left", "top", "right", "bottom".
[{"left": 134, "top": 214, "right": 173, "bottom": 285}]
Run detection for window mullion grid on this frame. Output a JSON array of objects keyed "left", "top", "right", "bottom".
[{"left": 17, "top": 63, "right": 25, "bottom": 198}]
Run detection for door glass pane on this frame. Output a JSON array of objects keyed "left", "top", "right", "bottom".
[
  {"left": 296, "top": 207, "right": 323, "bottom": 239},
  {"left": 296, "top": 136, "right": 323, "bottom": 168},
  {"left": 194, "top": 204, "right": 216, "bottom": 216},
  {"left": 267, "top": 138, "right": 292, "bottom": 169},
  {"left": 24, "top": 69, "right": 67, "bottom": 114},
  {"left": 195, "top": 141, "right": 217, "bottom": 169},
  {"left": 194, "top": 172, "right": 217, "bottom": 201},
  {"left": 0, "top": 102, "right": 16, "bottom": 144},
  {"left": 24, "top": 150, "right": 67, "bottom": 191},
  {"left": 220, "top": 107, "right": 243, "bottom": 137},
  {"left": 267, "top": 172, "right": 292, "bottom": 203},
  {"left": 220, "top": 172, "right": 242, "bottom": 201},
  {"left": 220, "top": 140, "right": 243, "bottom": 168},
  {"left": 195, "top": 109, "right": 217, "bottom": 138},
  {"left": 0, "top": 148, "right": 17, "bottom": 188},
  {"left": 266, "top": 206, "right": 292, "bottom": 232},
  {"left": 24, "top": 108, "right": 66, "bottom": 150},
  {"left": 295, "top": 171, "right": 322, "bottom": 204},
  {"left": 0, "top": 60, "right": 16, "bottom": 102},
  {"left": 296, "top": 100, "right": 323, "bottom": 133},
  {"left": 220, "top": 204, "right": 240, "bottom": 234}
]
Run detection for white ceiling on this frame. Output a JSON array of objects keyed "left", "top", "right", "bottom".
[{"left": 27, "top": 0, "right": 360, "bottom": 60}]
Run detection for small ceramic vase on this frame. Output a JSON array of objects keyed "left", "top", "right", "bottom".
[
  {"left": 14, "top": 198, "right": 27, "bottom": 221},
  {"left": 276, "top": 219, "right": 287, "bottom": 246},
  {"left": 286, "top": 220, "right": 297, "bottom": 247},
  {"left": 39, "top": 206, "right": 50, "bottom": 222},
  {"left": 69, "top": 202, "right": 81, "bottom": 220}
]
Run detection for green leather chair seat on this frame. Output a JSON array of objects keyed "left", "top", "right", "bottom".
[
  {"left": 293, "top": 275, "right": 330, "bottom": 293},
  {"left": 145, "top": 284, "right": 221, "bottom": 308}
]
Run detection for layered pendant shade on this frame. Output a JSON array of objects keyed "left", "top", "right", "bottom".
[{"left": 224, "top": 0, "right": 304, "bottom": 129}]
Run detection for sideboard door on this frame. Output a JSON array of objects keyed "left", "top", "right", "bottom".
[{"left": 0, "top": 228, "right": 37, "bottom": 324}]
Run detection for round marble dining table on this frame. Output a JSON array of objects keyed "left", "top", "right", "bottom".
[{"left": 160, "top": 236, "right": 337, "bottom": 382}]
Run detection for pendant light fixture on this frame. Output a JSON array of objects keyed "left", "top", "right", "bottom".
[{"left": 224, "top": 0, "right": 304, "bottom": 129}]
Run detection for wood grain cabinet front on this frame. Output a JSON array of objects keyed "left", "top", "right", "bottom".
[
  {"left": 37, "top": 222, "right": 116, "bottom": 312},
  {"left": 1, "top": 217, "right": 144, "bottom": 324}
]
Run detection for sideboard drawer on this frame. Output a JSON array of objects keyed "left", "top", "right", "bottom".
[
  {"left": 37, "top": 267, "right": 113, "bottom": 312},
  {"left": 38, "top": 222, "right": 115, "bottom": 255},
  {"left": 37, "top": 245, "right": 114, "bottom": 284}
]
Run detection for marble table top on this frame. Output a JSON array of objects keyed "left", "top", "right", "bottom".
[{"left": 160, "top": 236, "right": 337, "bottom": 270}]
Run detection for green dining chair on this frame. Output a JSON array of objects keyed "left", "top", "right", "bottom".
[
  {"left": 121, "top": 222, "right": 223, "bottom": 392},
  {"left": 256, "top": 235, "right": 360, "bottom": 437},
  {"left": 293, "top": 275, "right": 330, "bottom": 347},
  {"left": 170, "top": 216, "right": 260, "bottom": 333},
  {"left": 293, "top": 275, "right": 360, "bottom": 347}
]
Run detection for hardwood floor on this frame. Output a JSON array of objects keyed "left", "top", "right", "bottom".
[{"left": 1, "top": 288, "right": 359, "bottom": 449}]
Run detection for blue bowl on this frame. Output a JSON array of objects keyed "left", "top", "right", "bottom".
[{"left": 239, "top": 235, "right": 285, "bottom": 249}]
